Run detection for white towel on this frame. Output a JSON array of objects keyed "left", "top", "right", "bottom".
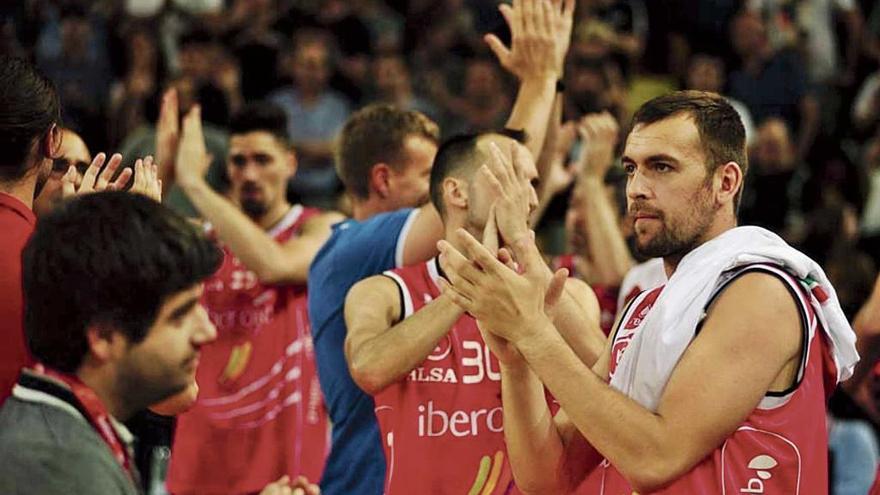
[{"left": 608, "top": 226, "right": 860, "bottom": 411}]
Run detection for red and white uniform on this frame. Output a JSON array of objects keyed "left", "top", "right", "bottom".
[
  {"left": 375, "top": 258, "right": 520, "bottom": 495},
  {"left": 580, "top": 263, "right": 835, "bottom": 494},
  {"left": 168, "top": 205, "right": 328, "bottom": 495}
]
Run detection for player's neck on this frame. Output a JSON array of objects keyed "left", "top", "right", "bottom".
[{"left": 258, "top": 202, "right": 294, "bottom": 230}]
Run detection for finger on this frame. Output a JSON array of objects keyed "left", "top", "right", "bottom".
[
  {"left": 544, "top": 268, "right": 569, "bottom": 308},
  {"left": 481, "top": 203, "right": 499, "bottom": 255},
  {"left": 541, "top": 0, "right": 554, "bottom": 36},
  {"left": 437, "top": 276, "right": 475, "bottom": 311},
  {"left": 131, "top": 159, "right": 145, "bottom": 193},
  {"left": 110, "top": 168, "right": 134, "bottom": 191},
  {"left": 454, "top": 228, "right": 507, "bottom": 275},
  {"left": 437, "top": 240, "right": 484, "bottom": 288},
  {"left": 521, "top": 0, "right": 535, "bottom": 38},
  {"left": 80, "top": 152, "right": 107, "bottom": 192},
  {"left": 484, "top": 34, "right": 511, "bottom": 65},
  {"left": 497, "top": 3, "right": 515, "bottom": 30},
  {"left": 486, "top": 142, "right": 515, "bottom": 191},
  {"left": 61, "top": 166, "right": 77, "bottom": 198},
  {"left": 95, "top": 153, "right": 123, "bottom": 191},
  {"left": 497, "top": 247, "right": 517, "bottom": 270},
  {"left": 562, "top": 0, "right": 575, "bottom": 19}
]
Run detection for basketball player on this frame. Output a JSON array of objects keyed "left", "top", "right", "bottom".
[
  {"left": 343, "top": 131, "right": 604, "bottom": 494},
  {"left": 165, "top": 102, "right": 341, "bottom": 494},
  {"left": 308, "top": 0, "right": 576, "bottom": 492},
  {"left": 439, "top": 91, "right": 859, "bottom": 494}
]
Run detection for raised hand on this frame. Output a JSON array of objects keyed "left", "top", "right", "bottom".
[
  {"left": 576, "top": 111, "right": 620, "bottom": 180},
  {"left": 155, "top": 88, "right": 180, "bottom": 188},
  {"left": 129, "top": 156, "right": 162, "bottom": 202},
  {"left": 485, "top": 0, "right": 570, "bottom": 81},
  {"left": 481, "top": 142, "right": 532, "bottom": 246},
  {"left": 61, "top": 152, "right": 132, "bottom": 198},
  {"left": 175, "top": 105, "right": 211, "bottom": 189},
  {"left": 438, "top": 228, "right": 558, "bottom": 345}
]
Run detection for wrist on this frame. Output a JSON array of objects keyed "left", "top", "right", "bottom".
[
  {"left": 511, "top": 312, "right": 554, "bottom": 348},
  {"left": 178, "top": 174, "right": 208, "bottom": 193}
]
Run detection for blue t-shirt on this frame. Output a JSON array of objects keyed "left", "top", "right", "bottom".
[{"left": 308, "top": 208, "right": 419, "bottom": 495}]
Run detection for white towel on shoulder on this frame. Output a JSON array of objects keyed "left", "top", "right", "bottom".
[{"left": 608, "top": 226, "right": 859, "bottom": 411}]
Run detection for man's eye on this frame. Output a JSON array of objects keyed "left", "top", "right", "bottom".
[{"left": 623, "top": 163, "right": 635, "bottom": 175}]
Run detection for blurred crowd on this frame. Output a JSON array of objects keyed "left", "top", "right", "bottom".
[{"left": 4, "top": 0, "right": 880, "bottom": 493}]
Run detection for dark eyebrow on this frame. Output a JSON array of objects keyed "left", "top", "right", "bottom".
[
  {"left": 168, "top": 297, "right": 199, "bottom": 321},
  {"left": 621, "top": 153, "right": 681, "bottom": 165}
]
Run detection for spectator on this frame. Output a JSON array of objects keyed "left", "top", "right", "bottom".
[
  {"left": 36, "top": 4, "right": 112, "bottom": 149},
  {"left": 0, "top": 192, "right": 222, "bottom": 495},
  {"left": 0, "top": 56, "right": 60, "bottom": 407},
  {"left": 270, "top": 31, "right": 352, "bottom": 208},
  {"left": 439, "top": 56, "right": 512, "bottom": 136},
  {"left": 32, "top": 128, "right": 91, "bottom": 218},
  {"left": 854, "top": 69, "right": 880, "bottom": 134},
  {"left": 728, "top": 10, "right": 820, "bottom": 161},
  {"left": 740, "top": 118, "right": 801, "bottom": 235},
  {"left": 371, "top": 53, "right": 440, "bottom": 122},
  {"left": 575, "top": 0, "right": 649, "bottom": 75},
  {"left": 684, "top": 54, "right": 754, "bottom": 145}
]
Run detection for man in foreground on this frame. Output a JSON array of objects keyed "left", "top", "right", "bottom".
[
  {"left": 308, "top": 1, "right": 575, "bottom": 492},
  {"left": 344, "top": 131, "right": 604, "bottom": 494},
  {"left": 0, "top": 192, "right": 221, "bottom": 494},
  {"left": 440, "top": 91, "right": 859, "bottom": 493}
]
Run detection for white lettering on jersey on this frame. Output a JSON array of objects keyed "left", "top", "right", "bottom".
[{"left": 417, "top": 400, "right": 504, "bottom": 437}]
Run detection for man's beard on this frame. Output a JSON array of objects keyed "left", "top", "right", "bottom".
[
  {"left": 241, "top": 198, "right": 268, "bottom": 219},
  {"left": 633, "top": 188, "right": 716, "bottom": 260}
]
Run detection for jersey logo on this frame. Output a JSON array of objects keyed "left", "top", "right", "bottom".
[
  {"left": 623, "top": 287, "right": 662, "bottom": 330},
  {"left": 740, "top": 455, "right": 778, "bottom": 494},
  {"left": 426, "top": 336, "right": 452, "bottom": 361}
]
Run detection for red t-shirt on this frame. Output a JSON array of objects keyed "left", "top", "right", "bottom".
[
  {"left": 0, "top": 193, "right": 35, "bottom": 406},
  {"left": 168, "top": 205, "right": 328, "bottom": 495}
]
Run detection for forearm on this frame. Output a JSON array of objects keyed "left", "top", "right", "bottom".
[
  {"left": 349, "top": 295, "right": 465, "bottom": 395},
  {"left": 500, "top": 362, "right": 571, "bottom": 494},
  {"left": 576, "top": 177, "right": 633, "bottom": 287},
  {"left": 181, "top": 179, "right": 301, "bottom": 282},
  {"left": 506, "top": 76, "right": 558, "bottom": 159},
  {"left": 517, "top": 321, "right": 672, "bottom": 490},
  {"left": 533, "top": 97, "right": 565, "bottom": 227},
  {"left": 552, "top": 286, "right": 605, "bottom": 367}
]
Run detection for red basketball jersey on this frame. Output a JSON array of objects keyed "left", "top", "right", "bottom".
[
  {"left": 168, "top": 205, "right": 328, "bottom": 495},
  {"left": 580, "top": 263, "right": 835, "bottom": 495},
  {"left": 375, "top": 258, "right": 521, "bottom": 495}
]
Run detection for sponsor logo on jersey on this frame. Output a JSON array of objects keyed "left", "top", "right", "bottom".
[
  {"left": 407, "top": 340, "right": 501, "bottom": 385},
  {"left": 417, "top": 400, "right": 503, "bottom": 438},
  {"left": 740, "top": 454, "right": 777, "bottom": 493}
]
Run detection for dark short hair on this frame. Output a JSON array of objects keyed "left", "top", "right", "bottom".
[
  {"left": 0, "top": 56, "right": 60, "bottom": 181},
  {"left": 22, "top": 192, "right": 222, "bottom": 373},
  {"left": 429, "top": 129, "right": 526, "bottom": 218},
  {"left": 631, "top": 90, "right": 748, "bottom": 210},
  {"left": 229, "top": 102, "right": 289, "bottom": 145},
  {"left": 336, "top": 104, "right": 439, "bottom": 199}
]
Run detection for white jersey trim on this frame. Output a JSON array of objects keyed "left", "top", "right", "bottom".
[
  {"left": 383, "top": 270, "right": 414, "bottom": 319},
  {"left": 394, "top": 209, "right": 420, "bottom": 269},
  {"left": 268, "top": 204, "right": 305, "bottom": 237}
]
